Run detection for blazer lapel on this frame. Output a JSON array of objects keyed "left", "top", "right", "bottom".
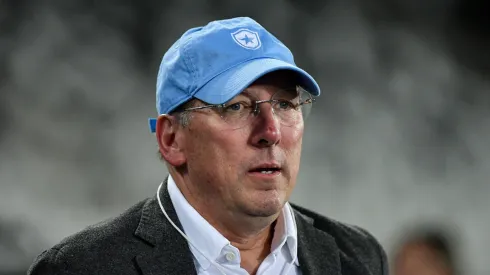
[
  {"left": 294, "top": 210, "right": 341, "bottom": 275},
  {"left": 134, "top": 179, "right": 197, "bottom": 275}
]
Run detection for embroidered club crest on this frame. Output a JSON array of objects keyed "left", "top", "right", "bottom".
[{"left": 231, "top": 29, "right": 261, "bottom": 50}]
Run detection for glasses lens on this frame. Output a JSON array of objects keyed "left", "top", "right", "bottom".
[
  {"left": 298, "top": 87, "right": 314, "bottom": 122},
  {"left": 271, "top": 86, "right": 314, "bottom": 126},
  {"left": 218, "top": 100, "right": 255, "bottom": 129},
  {"left": 218, "top": 86, "right": 315, "bottom": 129}
]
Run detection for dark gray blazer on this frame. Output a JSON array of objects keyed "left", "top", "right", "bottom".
[{"left": 28, "top": 179, "right": 388, "bottom": 275}]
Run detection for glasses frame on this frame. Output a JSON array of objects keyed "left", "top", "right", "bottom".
[{"left": 179, "top": 85, "right": 315, "bottom": 121}]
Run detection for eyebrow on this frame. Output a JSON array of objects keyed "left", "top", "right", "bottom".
[
  {"left": 231, "top": 90, "right": 258, "bottom": 101},
  {"left": 239, "top": 89, "right": 256, "bottom": 97}
]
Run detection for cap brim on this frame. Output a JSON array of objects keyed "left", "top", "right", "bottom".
[{"left": 193, "top": 57, "right": 320, "bottom": 105}]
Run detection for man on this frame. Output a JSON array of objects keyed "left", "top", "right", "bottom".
[
  {"left": 392, "top": 226, "right": 459, "bottom": 275},
  {"left": 28, "top": 17, "right": 388, "bottom": 275}
]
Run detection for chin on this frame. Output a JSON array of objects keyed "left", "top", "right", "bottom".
[
  {"left": 244, "top": 207, "right": 282, "bottom": 218},
  {"left": 243, "top": 194, "right": 286, "bottom": 217}
]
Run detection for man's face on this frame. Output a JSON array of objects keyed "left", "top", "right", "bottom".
[
  {"left": 180, "top": 71, "right": 305, "bottom": 218},
  {"left": 394, "top": 242, "right": 452, "bottom": 275}
]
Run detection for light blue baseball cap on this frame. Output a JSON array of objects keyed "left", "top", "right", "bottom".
[{"left": 148, "top": 17, "right": 320, "bottom": 132}]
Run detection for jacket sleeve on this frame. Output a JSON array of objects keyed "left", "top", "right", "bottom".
[{"left": 28, "top": 248, "right": 64, "bottom": 275}]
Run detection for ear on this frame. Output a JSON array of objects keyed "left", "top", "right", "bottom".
[{"left": 156, "top": 115, "right": 187, "bottom": 166}]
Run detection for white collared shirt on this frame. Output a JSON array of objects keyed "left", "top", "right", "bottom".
[{"left": 167, "top": 175, "right": 301, "bottom": 275}]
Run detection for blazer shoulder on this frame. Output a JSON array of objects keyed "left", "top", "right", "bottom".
[
  {"left": 28, "top": 199, "right": 150, "bottom": 275},
  {"left": 28, "top": 248, "right": 64, "bottom": 275},
  {"left": 291, "top": 203, "right": 388, "bottom": 275}
]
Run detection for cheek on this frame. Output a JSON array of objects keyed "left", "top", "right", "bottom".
[
  {"left": 282, "top": 124, "right": 304, "bottom": 154},
  {"left": 185, "top": 127, "right": 245, "bottom": 177},
  {"left": 281, "top": 125, "right": 304, "bottom": 182}
]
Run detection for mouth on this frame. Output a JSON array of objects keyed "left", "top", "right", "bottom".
[{"left": 248, "top": 163, "right": 282, "bottom": 177}]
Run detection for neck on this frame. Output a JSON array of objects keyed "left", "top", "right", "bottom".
[
  {"left": 208, "top": 213, "right": 278, "bottom": 250},
  {"left": 199, "top": 204, "right": 278, "bottom": 275},
  {"left": 199, "top": 206, "right": 278, "bottom": 275}
]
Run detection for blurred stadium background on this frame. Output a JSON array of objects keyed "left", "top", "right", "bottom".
[{"left": 1, "top": 0, "right": 489, "bottom": 274}]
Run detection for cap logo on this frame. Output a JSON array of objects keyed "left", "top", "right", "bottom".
[{"left": 231, "top": 29, "right": 261, "bottom": 50}]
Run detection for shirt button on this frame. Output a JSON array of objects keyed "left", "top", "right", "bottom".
[{"left": 225, "top": 252, "right": 236, "bottom": 261}]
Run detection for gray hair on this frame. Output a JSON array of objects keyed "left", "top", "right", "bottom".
[{"left": 176, "top": 111, "right": 192, "bottom": 128}]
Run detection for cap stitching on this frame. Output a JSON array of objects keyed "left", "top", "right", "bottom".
[
  {"left": 181, "top": 37, "right": 197, "bottom": 93},
  {"left": 186, "top": 49, "right": 198, "bottom": 94}
]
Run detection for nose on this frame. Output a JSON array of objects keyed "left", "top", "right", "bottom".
[{"left": 250, "top": 103, "right": 281, "bottom": 147}]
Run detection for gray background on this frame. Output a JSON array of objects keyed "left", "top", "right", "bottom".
[{"left": 1, "top": 0, "right": 489, "bottom": 274}]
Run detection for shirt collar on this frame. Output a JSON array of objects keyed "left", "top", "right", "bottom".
[
  {"left": 271, "top": 199, "right": 299, "bottom": 265},
  {"left": 167, "top": 175, "right": 299, "bottom": 269}
]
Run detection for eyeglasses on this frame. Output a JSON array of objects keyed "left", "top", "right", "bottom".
[{"left": 178, "top": 85, "right": 315, "bottom": 129}]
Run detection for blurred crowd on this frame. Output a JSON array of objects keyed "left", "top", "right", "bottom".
[
  {"left": 1, "top": 0, "right": 489, "bottom": 274},
  {"left": 391, "top": 223, "right": 461, "bottom": 275}
]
